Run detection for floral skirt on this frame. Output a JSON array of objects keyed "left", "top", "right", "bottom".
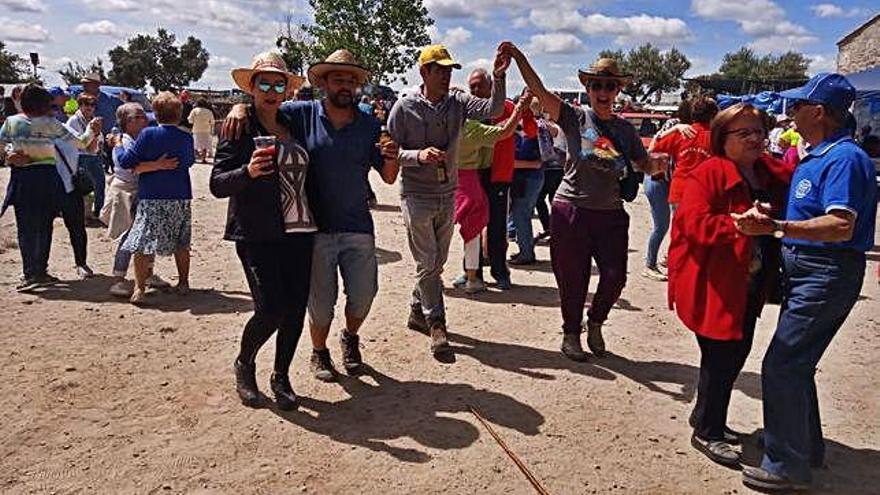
[{"left": 122, "top": 199, "right": 191, "bottom": 256}]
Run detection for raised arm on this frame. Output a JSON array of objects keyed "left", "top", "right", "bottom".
[{"left": 499, "top": 41, "right": 562, "bottom": 123}]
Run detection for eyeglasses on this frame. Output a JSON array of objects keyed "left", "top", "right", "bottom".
[
  {"left": 724, "top": 127, "right": 767, "bottom": 140},
  {"left": 589, "top": 81, "right": 618, "bottom": 92},
  {"left": 256, "top": 81, "right": 287, "bottom": 94},
  {"left": 785, "top": 100, "right": 820, "bottom": 117}
]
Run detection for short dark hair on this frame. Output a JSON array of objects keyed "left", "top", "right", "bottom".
[
  {"left": 675, "top": 99, "right": 692, "bottom": 124},
  {"left": 690, "top": 96, "right": 719, "bottom": 125},
  {"left": 20, "top": 84, "right": 52, "bottom": 115}
]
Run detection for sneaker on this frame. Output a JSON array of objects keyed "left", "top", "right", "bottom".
[
  {"left": 508, "top": 253, "right": 536, "bottom": 265},
  {"left": 35, "top": 273, "right": 60, "bottom": 285},
  {"left": 691, "top": 434, "right": 741, "bottom": 467},
  {"left": 340, "top": 331, "right": 363, "bottom": 374},
  {"left": 429, "top": 321, "right": 451, "bottom": 356},
  {"left": 310, "top": 349, "right": 337, "bottom": 382},
  {"left": 561, "top": 333, "right": 588, "bottom": 362},
  {"left": 464, "top": 279, "right": 487, "bottom": 294},
  {"left": 742, "top": 466, "right": 810, "bottom": 491},
  {"left": 452, "top": 274, "right": 468, "bottom": 288},
  {"left": 407, "top": 304, "right": 428, "bottom": 333},
  {"left": 15, "top": 277, "right": 40, "bottom": 293},
  {"left": 585, "top": 321, "right": 606, "bottom": 357},
  {"left": 146, "top": 274, "right": 171, "bottom": 289},
  {"left": 269, "top": 372, "right": 298, "bottom": 411},
  {"left": 494, "top": 276, "right": 512, "bottom": 291},
  {"left": 234, "top": 359, "right": 261, "bottom": 408},
  {"left": 75, "top": 265, "right": 95, "bottom": 279},
  {"left": 642, "top": 266, "right": 668, "bottom": 281},
  {"left": 109, "top": 280, "right": 134, "bottom": 298}
]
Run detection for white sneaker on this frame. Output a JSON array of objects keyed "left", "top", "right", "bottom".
[
  {"left": 146, "top": 274, "right": 171, "bottom": 288},
  {"left": 75, "top": 265, "right": 94, "bottom": 279},
  {"left": 642, "top": 267, "right": 668, "bottom": 282},
  {"left": 658, "top": 256, "right": 668, "bottom": 269},
  {"left": 109, "top": 280, "right": 133, "bottom": 298},
  {"left": 465, "top": 279, "right": 487, "bottom": 294}
]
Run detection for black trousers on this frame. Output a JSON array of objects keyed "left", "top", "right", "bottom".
[
  {"left": 692, "top": 280, "right": 762, "bottom": 441},
  {"left": 478, "top": 168, "right": 510, "bottom": 281},
  {"left": 536, "top": 168, "right": 563, "bottom": 233},
  {"left": 59, "top": 191, "right": 87, "bottom": 267},
  {"left": 235, "top": 233, "right": 313, "bottom": 375}
]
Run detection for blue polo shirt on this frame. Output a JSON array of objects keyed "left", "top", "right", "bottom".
[
  {"left": 281, "top": 100, "right": 383, "bottom": 234},
  {"left": 784, "top": 132, "right": 877, "bottom": 252}
]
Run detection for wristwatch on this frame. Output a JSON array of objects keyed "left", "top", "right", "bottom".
[{"left": 772, "top": 220, "right": 787, "bottom": 239}]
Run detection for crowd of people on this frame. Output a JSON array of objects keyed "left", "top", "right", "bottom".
[{"left": 1, "top": 40, "right": 878, "bottom": 492}]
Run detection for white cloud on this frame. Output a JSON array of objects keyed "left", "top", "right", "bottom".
[
  {"left": 425, "top": 0, "right": 594, "bottom": 19},
  {"left": 512, "top": 17, "right": 529, "bottom": 29},
  {"left": 427, "top": 25, "right": 472, "bottom": 48},
  {"left": 210, "top": 56, "right": 238, "bottom": 68},
  {"left": 74, "top": 20, "right": 124, "bottom": 37},
  {"left": 527, "top": 33, "right": 585, "bottom": 54},
  {"left": 80, "top": 0, "right": 140, "bottom": 11},
  {"left": 0, "top": 0, "right": 45, "bottom": 12},
  {"left": 809, "top": 3, "right": 869, "bottom": 18},
  {"left": 529, "top": 10, "right": 693, "bottom": 45},
  {"left": 692, "top": 0, "right": 815, "bottom": 52},
  {"left": 749, "top": 35, "right": 818, "bottom": 52},
  {"left": 1, "top": 17, "right": 50, "bottom": 43},
  {"left": 465, "top": 57, "right": 493, "bottom": 69},
  {"left": 806, "top": 53, "right": 837, "bottom": 74}
]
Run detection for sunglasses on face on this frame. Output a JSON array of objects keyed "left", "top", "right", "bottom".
[
  {"left": 256, "top": 81, "right": 287, "bottom": 94},
  {"left": 724, "top": 127, "right": 767, "bottom": 140},
  {"left": 80, "top": 102, "right": 96, "bottom": 107},
  {"left": 785, "top": 100, "right": 820, "bottom": 117},
  {"left": 589, "top": 81, "right": 618, "bottom": 92}
]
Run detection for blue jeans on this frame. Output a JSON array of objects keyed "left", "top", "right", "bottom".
[
  {"left": 78, "top": 154, "right": 105, "bottom": 218},
  {"left": 760, "top": 246, "right": 865, "bottom": 483},
  {"left": 507, "top": 168, "right": 544, "bottom": 260},
  {"left": 643, "top": 176, "right": 669, "bottom": 268}
]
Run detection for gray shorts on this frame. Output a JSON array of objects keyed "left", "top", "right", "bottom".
[{"left": 307, "top": 232, "right": 378, "bottom": 328}]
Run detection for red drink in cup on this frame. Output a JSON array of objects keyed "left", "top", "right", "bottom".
[{"left": 253, "top": 136, "right": 277, "bottom": 170}]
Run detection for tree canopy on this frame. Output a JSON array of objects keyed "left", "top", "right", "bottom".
[
  {"left": 717, "top": 47, "right": 810, "bottom": 81},
  {"left": 0, "top": 42, "right": 28, "bottom": 83},
  {"left": 598, "top": 43, "right": 691, "bottom": 102},
  {"left": 107, "top": 29, "right": 210, "bottom": 91},
  {"left": 58, "top": 58, "right": 107, "bottom": 86},
  {"left": 279, "top": 0, "right": 433, "bottom": 85}
]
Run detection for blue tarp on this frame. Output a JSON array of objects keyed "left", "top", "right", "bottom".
[
  {"left": 844, "top": 66, "right": 880, "bottom": 99},
  {"left": 717, "top": 91, "right": 786, "bottom": 114}
]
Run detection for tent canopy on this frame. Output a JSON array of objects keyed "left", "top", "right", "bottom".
[{"left": 845, "top": 66, "right": 880, "bottom": 99}]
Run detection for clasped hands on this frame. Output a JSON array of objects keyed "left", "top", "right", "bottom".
[{"left": 730, "top": 201, "right": 775, "bottom": 236}]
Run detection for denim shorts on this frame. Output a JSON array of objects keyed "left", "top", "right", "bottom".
[{"left": 307, "top": 232, "right": 378, "bottom": 327}]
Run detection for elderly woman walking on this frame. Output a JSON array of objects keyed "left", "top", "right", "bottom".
[
  {"left": 116, "top": 92, "right": 195, "bottom": 304},
  {"left": 210, "top": 52, "right": 314, "bottom": 410},
  {"left": 668, "top": 103, "right": 792, "bottom": 466}
]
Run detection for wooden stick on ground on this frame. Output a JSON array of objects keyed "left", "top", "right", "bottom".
[{"left": 468, "top": 404, "right": 551, "bottom": 495}]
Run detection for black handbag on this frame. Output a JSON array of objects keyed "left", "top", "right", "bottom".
[
  {"left": 589, "top": 111, "right": 643, "bottom": 202},
  {"left": 54, "top": 144, "right": 95, "bottom": 196}
]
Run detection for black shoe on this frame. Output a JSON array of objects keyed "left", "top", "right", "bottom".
[
  {"left": 35, "top": 273, "right": 60, "bottom": 285},
  {"left": 561, "top": 333, "right": 588, "bottom": 362},
  {"left": 508, "top": 253, "right": 536, "bottom": 265},
  {"left": 340, "top": 331, "right": 363, "bottom": 374},
  {"left": 691, "top": 434, "right": 741, "bottom": 467},
  {"left": 688, "top": 413, "right": 743, "bottom": 445},
  {"left": 407, "top": 304, "right": 428, "bottom": 333},
  {"left": 16, "top": 277, "right": 40, "bottom": 292},
  {"left": 310, "top": 349, "right": 337, "bottom": 382},
  {"left": 234, "top": 359, "right": 260, "bottom": 408},
  {"left": 585, "top": 321, "right": 606, "bottom": 357},
  {"left": 270, "top": 372, "right": 298, "bottom": 411},
  {"left": 742, "top": 466, "right": 810, "bottom": 491}
]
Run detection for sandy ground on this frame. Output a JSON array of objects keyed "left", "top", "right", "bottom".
[{"left": 0, "top": 162, "right": 877, "bottom": 495}]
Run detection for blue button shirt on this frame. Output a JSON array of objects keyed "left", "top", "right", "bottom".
[
  {"left": 95, "top": 90, "right": 121, "bottom": 134},
  {"left": 281, "top": 100, "right": 383, "bottom": 234},
  {"left": 784, "top": 132, "right": 877, "bottom": 252}
]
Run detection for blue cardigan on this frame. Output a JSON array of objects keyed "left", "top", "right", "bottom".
[{"left": 118, "top": 125, "right": 194, "bottom": 200}]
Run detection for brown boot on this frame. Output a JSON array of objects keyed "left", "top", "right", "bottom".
[
  {"left": 561, "top": 333, "right": 588, "bottom": 362},
  {"left": 586, "top": 321, "right": 606, "bottom": 357},
  {"left": 429, "top": 321, "right": 451, "bottom": 356}
]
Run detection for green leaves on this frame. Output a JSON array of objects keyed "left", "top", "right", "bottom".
[
  {"left": 106, "top": 29, "right": 210, "bottom": 91},
  {"left": 0, "top": 41, "right": 28, "bottom": 83},
  {"left": 58, "top": 58, "right": 107, "bottom": 86},
  {"left": 718, "top": 47, "right": 810, "bottom": 81},
  {"left": 599, "top": 43, "right": 692, "bottom": 102}
]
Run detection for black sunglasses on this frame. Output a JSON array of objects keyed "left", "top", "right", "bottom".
[{"left": 589, "top": 81, "right": 618, "bottom": 92}]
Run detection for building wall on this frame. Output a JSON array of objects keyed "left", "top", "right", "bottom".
[{"left": 838, "top": 17, "right": 880, "bottom": 74}]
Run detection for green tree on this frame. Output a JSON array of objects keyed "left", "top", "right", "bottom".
[
  {"left": 277, "top": 14, "right": 312, "bottom": 76},
  {"left": 599, "top": 43, "right": 691, "bottom": 102},
  {"left": 107, "top": 28, "right": 209, "bottom": 91},
  {"left": 58, "top": 58, "right": 107, "bottom": 86},
  {"left": 293, "top": 0, "right": 433, "bottom": 85},
  {"left": 718, "top": 47, "right": 809, "bottom": 80},
  {"left": 0, "top": 41, "right": 28, "bottom": 82}
]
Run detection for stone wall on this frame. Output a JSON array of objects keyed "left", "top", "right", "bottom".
[{"left": 837, "top": 16, "right": 880, "bottom": 74}]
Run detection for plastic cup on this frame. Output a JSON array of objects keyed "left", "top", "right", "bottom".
[{"left": 253, "top": 135, "right": 276, "bottom": 150}]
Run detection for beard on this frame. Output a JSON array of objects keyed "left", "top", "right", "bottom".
[{"left": 328, "top": 90, "right": 353, "bottom": 108}]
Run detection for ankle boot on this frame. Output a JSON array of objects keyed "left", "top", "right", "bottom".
[
  {"left": 270, "top": 373, "right": 298, "bottom": 411},
  {"left": 234, "top": 359, "right": 261, "bottom": 407}
]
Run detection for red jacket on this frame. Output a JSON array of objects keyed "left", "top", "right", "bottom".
[
  {"left": 491, "top": 100, "right": 517, "bottom": 183},
  {"left": 668, "top": 155, "right": 793, "bottom": 341},
  {"left": 652, "top": 122, "right": 712, "bottom": 204}
]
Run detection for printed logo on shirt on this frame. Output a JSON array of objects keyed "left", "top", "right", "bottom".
[
  {"left": 577, "top": 123, "right": 625, "bottom": 175},
  {"left": 794, "top": 178, "right": 812, "bottom": 199}
]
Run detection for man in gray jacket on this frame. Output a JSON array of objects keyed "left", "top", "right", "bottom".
[{"left": 387, "top": 44, "right": 509, "bottom": 358}]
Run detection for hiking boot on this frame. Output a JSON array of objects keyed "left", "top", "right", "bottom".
[
  {"left": 270, "top": 372, "right": 298, "bottom": 411},
  {"left": 691, "top": 434, "right": 740, "bottom": 467},
  {"left": 234, "top": 359, "right": 260, "bottom": 408},
  {"left": 561, "top": 333, "right": 588, "bottom": 362},
  {"left": 742, "top": 466, "right": 810, "bottom": 492},
  {"left": 429, "top": 321, "right": 451, "bottom": 356},
  {"left": 407, "top": 304, "right": 428, "bottom": 333},
  {"left": 642, "top": 266, "right": 668, "bottom": 281},
  {"left": 340, "top": 330, "right": 363, "bottom": 374},
  {"left": 310, "top": 349, "right": 337, "bottom": 382},
  {"left": 465, "top": 279, "right": 487, "bottom": 294},
  {"left": 585, "top": 320, "right": 606, "bottom": 357}
]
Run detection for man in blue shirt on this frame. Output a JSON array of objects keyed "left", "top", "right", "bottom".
[
  {"left": 81, "top": 73, "right": 121, "bottom": 134},
  {"left": 733, "top": 73, "right": 877, "bottom": 491}
]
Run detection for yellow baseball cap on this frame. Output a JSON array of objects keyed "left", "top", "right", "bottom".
[{"left": 418, "top": 44, "right": 462, "bottom": 69}]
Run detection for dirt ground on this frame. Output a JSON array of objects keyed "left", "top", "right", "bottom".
[{"left": 0, "top": 163, "right": 877, "bottom": 495}]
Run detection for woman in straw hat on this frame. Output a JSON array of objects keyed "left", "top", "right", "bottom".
[
  {"left": 210, "top": 51, "right": 315, "bottom": 410},
  {"left": 499, "top": 42, "right": 658, "bottom": 362}
]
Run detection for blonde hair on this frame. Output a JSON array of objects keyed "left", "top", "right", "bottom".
[
  {"left": 152, "top": 91, "right": 182, "bottom": 124},
  {"left": 709, "top": 103, "right": 763, "bottom": 156}
]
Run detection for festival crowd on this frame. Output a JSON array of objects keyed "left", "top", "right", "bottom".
[{"left": 1, "top": 39, "right": 877, "bottom": 492}]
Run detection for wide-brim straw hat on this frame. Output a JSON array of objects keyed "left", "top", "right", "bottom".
[
  {"left": 307, "top": 49, "right": 371, "bottom": 87},
  {"left": 577, "top": 58, "right": 633, "bottom": 87},
  {"left": 232, "top": 51, "right": 305, "bottom": 94}
]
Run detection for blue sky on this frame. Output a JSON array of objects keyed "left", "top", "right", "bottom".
[{"left": 1, "top": 0, "right": 876, "bottom": 93}]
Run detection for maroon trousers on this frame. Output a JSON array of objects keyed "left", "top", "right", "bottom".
[{"left": 550, "top": 200, "right": 629, "bottom": 334}]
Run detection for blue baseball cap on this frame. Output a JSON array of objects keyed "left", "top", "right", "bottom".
[
  {"left": 779, "top": 73, "right": 855, "bottom": 110},
  {"left": 47, "top": 86, "right": 68, "bottom": 98}
]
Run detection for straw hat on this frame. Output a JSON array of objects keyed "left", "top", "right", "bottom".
[
  {"left": 232, "top": 51, "right": 305, "bottom": 94},
  {"left": 80, "top": 73, "right": 102, "bottom": 84},
  {"left": 577, "top": 58, "right": 633, "bottom": 87},
  {"left": 307, "top": 49, "right": 371, "bottom": 87}
]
